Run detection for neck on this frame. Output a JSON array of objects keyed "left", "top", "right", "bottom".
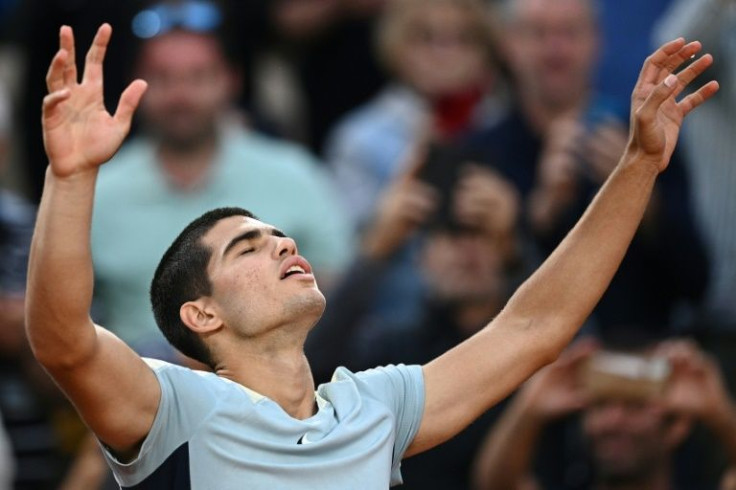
[
  {"left": 214, "top": 333, "right": 316, "bottom": 420},
  {"left": 157, "top": 134, "right": 218, "bottom": 191}
]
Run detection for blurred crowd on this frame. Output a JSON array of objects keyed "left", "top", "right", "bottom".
[{"left": 0, "top": 0, "right": 734, "bottom": 488}]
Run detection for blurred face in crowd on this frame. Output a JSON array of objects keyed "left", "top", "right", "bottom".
[
  {"left": 137, "top": 30, "right": 236, "bottom": 150},
  {"left": 582, "top": 398, "right": 684, "bottom": 484},
  {"left": 420, "top": 230, "right": 504, "bottom": 303},
  {"left": 506, "top": 0, "right": 599, "bottom": 110},
  {"left": 390, "top": 1, "right": 490, "bottom": 97}
]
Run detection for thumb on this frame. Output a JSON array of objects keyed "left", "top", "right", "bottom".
[
  {"left": 114, "top": 79, "right": 147, "bottom": 128},
  {"left": 634, "top": 74, "right": 679, "bottom": 126}
]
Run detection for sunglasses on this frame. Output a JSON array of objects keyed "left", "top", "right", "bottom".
[{"left": 131, "top": 0, "right": 223, "bottom": 39}]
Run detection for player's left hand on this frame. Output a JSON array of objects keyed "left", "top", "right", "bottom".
[{"left": 627, "top": 38, "right": 718, "bottom": 173}]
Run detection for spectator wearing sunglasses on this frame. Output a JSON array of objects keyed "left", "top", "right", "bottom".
[{"left": 89, "top": 0, "right": 354, "bottom": 362}]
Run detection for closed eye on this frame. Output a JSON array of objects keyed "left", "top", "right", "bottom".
[{"left": 239, "top": 248, "right": 255, "bottom": 256}]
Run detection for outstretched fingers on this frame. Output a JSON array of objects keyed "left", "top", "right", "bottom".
[
  {"left": 637, "top": 38, "right": 685, "bottom": 85},
  {"left": 114, "top": 80, "right": 148, "bottom": 128},
  {"left": 634, "top": 71, "right": 681, "bottom": 126},
  {"left": 678, "top": 80, "right": 720, "bottom": 116},
  {"left": 82, "top": 23, "right": 112, "bottom": 84},
  {"left": 669, "top": 52, "right": 714, "bottom": 97},
  {"left": 42, "top": 89, "right": 71, "bottom": 120},
  {"left": 45, "top": 48, "right": 68, "bottom": 94},
  {"left": 658, "top": 41, "right": 702, "bottom": 81},
  {"left": 638, "top": 39, "right": 702, "bottom": 86},
  {"left": 636, "top": 44, "right": 718, "bottom": 123},
  {"left": 60, "top": 25, "right": 78, "bottom": 87}
]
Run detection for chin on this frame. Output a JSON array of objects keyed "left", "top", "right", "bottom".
[{"left": 283, "top": 289, "right": 326, "bottom": 327}]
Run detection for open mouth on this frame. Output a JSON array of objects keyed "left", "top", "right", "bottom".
[{"left": 281, "top": 265, "right": 307, "bottom": 279}]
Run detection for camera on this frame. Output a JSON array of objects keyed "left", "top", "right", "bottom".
[{"left": 581, "top": 351, "right": 671, "bottom": 401}]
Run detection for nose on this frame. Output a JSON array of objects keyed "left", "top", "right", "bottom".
[{"left": 274, "top": 236, "right": 298, "bottom": 258}]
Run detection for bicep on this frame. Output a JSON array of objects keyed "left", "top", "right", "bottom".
[
  {"left": 407, "top": 318, "right": 552, "bottom": 456},
  {"left": 47, "top": 325, "right": 161, "bottom": 456}
]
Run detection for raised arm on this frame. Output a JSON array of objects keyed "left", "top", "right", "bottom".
[
  {"left": 25, "top": 24, "right": 159, "bottom": 458},
  {"left": 406, "top": 39, "right": 719, "bottom": 456}
]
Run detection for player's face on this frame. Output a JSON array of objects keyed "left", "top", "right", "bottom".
[
  {"left": 507, "top": 0, "right": 598, "bottom": 108},
  {"left": 137, "top": 31, "right": 235, "bottom": 149},
  {"left": 201, "top": 216, "right": 326, "bottom": 338},
  {"left": 582, "top": 398, "right": 669, "bottom": 482}
]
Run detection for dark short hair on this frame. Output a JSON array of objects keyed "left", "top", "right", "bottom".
[{"left": 150, "top": 207, "right": 257, "bottom": 367}]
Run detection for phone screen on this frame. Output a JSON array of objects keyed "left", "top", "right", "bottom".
[{"left": 416, "top": 143, "right": 481, "bottom": 228}]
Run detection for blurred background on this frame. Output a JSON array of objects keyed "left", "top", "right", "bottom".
[{"left": 0, "top": 0, "right": 734, "bottom": 488}]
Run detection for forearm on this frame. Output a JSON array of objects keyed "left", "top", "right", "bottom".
[
  {"left": 473, "top": 396, "right": 544, "bottom": 490},
  {"left": 499, "top": 151, "right": 658, "bottom": 356},
  {"left": 25, "top": 167, "right": 100, "bottom": 366}
]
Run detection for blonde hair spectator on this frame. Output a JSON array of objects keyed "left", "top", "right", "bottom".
[{"left": 376, "top": 0, "right": 502, "bottom": 80}]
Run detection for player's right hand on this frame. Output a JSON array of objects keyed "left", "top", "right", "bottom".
[{"left": 42, "top": 24, "right": 147, "bottom": 177}]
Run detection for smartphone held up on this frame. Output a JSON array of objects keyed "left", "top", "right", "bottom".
[{"left": 582, "top": 351, "right": 671, "bottom": 401}]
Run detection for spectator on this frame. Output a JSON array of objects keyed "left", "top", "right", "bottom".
[
  {"left": 324, "top": 0, "right": 507, "bottom": 329},
  {"left": 90, "top": 0, "right": 353, "bottom": 360},
  {"left": 308, "top": 160, "right": 522, "bottom": 488},
  {"left": 7, "top": 0, "right": 270, "bottom": 204},
  {"left": 0, "top": 77, "right": 99, "bottom": 490},
  {"left": 653, "top": 0, "right": 736, "bottom": 362},
  {"left": 327, "top": 0, "right": 506, "bottom": 227},
  {"left": 0, "top": 79, "right": 33, "bottom": 361},
  {"left": 468, "top": 0, "right": 708, "bottom": 333},
  {"left": 472, "top": 339, "right": 736, "bottom": 490}
]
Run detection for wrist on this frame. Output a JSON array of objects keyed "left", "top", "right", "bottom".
[
  {"left": 620, "top": 143, "right": 666, "bottom": 177},
  {"left": 47, "top": 162, "right": 100, "bottom": 181},
  {"left": 44, "top": 166, "right": 99, "bottom": 198}
]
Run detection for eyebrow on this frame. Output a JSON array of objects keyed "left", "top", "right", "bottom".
[{"left": 222, "top": 227, "right": 286, "bottom": 257}]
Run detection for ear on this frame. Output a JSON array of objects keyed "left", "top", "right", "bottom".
[{"left": 180, "top": 299, "right": 223, "bottom": 334}]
